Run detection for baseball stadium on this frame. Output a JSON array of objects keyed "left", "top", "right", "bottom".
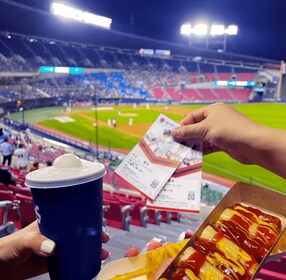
[{"left": 0, "top": 1, "right": 286, "bottom": 280}]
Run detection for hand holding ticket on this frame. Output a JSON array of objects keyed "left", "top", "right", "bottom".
[{"left": 115, "top": 114, "right": 191, "bottom": 201}]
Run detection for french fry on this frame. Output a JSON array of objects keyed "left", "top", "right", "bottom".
[
  {"left": 111, "top": 268, "right": 151, "bottom": 280},
  {"left": 110, "top": 239, "right": 189, "bottom": 280},
  {"left": 218, "top": 205, "right": 280, "bottom": 249},
  {"left": 175, "top": 247, "right": 232, "bottom": 280},
  {"left": 197, "top": 225, "right": 259, "bottom": 278},
  {"left": 108, "top": 203, "right": 282, "bottom": 280}
]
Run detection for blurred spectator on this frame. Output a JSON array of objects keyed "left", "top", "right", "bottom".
[
  {"left": 0, "top": 137, "right": 13, "bottom": 166},
  {"left": 30, "top": 161, "right": 39, "bottom": 172},
  {"left": 46, "top": 161, "right": 52, "bottom": 167},
  {"left": 0, "top": 168, "right": 16, "bottom": 186},
  {"left": 13, "top": 135, "right": 22, "bottom": 148},
  {"left": 14, "top": 144, "right": 29, "bottom": 170}
]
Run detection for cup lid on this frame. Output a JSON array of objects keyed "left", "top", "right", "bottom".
[{"left": 26, "top": 154, "right": 106, "bottom": 189}]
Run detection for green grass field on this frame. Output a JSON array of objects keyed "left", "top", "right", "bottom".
[{"left": 10, "top": 103, "right": 286, "bottom": 193}]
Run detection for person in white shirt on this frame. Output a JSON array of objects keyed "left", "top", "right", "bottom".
[
  {"left": 14, "top": 144, "right": 29, "bottom": 170},
  {"left": 0, "top": 137, "right": 13, "bottom": 166}
]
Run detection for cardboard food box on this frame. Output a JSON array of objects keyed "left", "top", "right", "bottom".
[
  {"left": 97, "top": 182, "right": 286, "bottom": 280},
  {"left": 96, "top": 252, "right": 149, "bottom": 280},
  {"left": 96, "top": 239, "right": 189, "bottom": 280},
  {"left": 269, "top": 231, "right": 286, "bottom": 261}
]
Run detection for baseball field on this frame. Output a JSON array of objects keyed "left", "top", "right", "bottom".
[{"left": 10, "top": 103, "right": 286, "bottom": 193}]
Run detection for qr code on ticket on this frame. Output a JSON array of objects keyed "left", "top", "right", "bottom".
[
  {"left": 187, "top": 191, "right": 196, "bottom": 201},
  {"left": 150, "top": 179, "right": 160, "bottom": 189}
]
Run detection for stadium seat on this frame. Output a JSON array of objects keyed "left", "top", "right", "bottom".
[
  {"left": 147, "top": 209, "right": 162, "bottom": 225},
  {"left": 128, "top": 195, "right": 143, "bottom": 201},
  {"left": 7, "top": 184, "right": 32, "bottom": 196},
  {"left": 0, "top": 189, "right": 15, "bottom": 201},
  {"left": 103, "top": 196, "right": 117, "bottom": 204},
  {"left": 0, "top": 183, "right": 9, "bottom": 191},
  {"left": 118, "top": 198, "right": 134, "bottom": 207},
  {"left": 171, "top": 212, "right": 182, "bottom": 222},
  {"left": 0, "top": 200, "right": 17, "bottom": 237},
  {"left": 16, "top": 179, "right": 26, "bottom": 188},
  {"left": 130, "top": 203, "right": 149, "bottom": 227},
  {"left": 17, "top": 187, "right": 32, "bottom": 197},
  {"left": 15, "top": 193, "right": 36, "bottom": 227},
  {"left": 0, "top": 190, "right": 20, "bottom": 227},
  {"left": 103, "top": 190, "right": 112, "bottom": 196},
  {"left": 103, "top": 200, "right": 132, "bottom": 231},
  {"left": 257, "top": 256, "right": 286, "bottom": 280},
  {"left": 160, "top": 211, "right": 172, "bottom": 223},
  {"left": 113, "top": 192, "right": 126, "bottom": 199}
]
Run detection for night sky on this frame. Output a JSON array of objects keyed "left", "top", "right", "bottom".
[{"left": 23, "top": 0, "right": 286, "bottom": 61}]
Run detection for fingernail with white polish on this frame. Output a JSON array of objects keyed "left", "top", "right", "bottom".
[{"left": 40, "top": 240, "right": 55, "bottom": 254}]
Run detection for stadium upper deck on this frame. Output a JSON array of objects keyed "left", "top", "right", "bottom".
[
  {"left": 0, "top": 1, "right": 281, "bottom": 112},
  {"left": 0, "top": 31, "right": 280, "bottom": 112},
  {"left": 0, "top": 0, "right": 280, "bottom": 67}
]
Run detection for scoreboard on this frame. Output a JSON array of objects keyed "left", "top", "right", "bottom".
[{"left": 40, "top": 66, "right": 83, "bottom": 74}]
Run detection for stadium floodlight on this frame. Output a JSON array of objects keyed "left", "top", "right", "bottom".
[
  {"left": 193, "top": 24, "right": 208, "bottom": 36},
  {"left": 180, "top": 24, "right": 192, "bottom": 36},
  {"left": 180, "top": 22, "right": 208, "bottom": 49},
  {"left": 50, "top": 2, "right": 112, "bottom": 29},
  {"left": 180, "top": 23, "right": 208, "bottom": 36},
  {"left": 210, "top": 25, "right": 225, "bottom": 36},
  {"left": 180, "top": 22, "right": 238, "bottom": 52},
  {"left": 226, "top": 25, "right": 238, "bottom": 35}
]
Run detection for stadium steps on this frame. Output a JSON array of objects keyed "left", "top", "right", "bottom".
[
  {"left": 104, "top": 219, "right": 198, "bottom": 261},
  {"left": 143, "top": 222, "right": 194, "bottom": 239}
]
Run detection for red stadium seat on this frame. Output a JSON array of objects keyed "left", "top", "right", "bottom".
[
  {"left": 16, "top": 179, "right": 26, "bottom": 188},
  {"left": 128, "top": 195, "right": 144, "bottom": 202},
  {"left": 130, "top": 203, "right": 148, "bottom": 227},
  {"left": 257, "top": 256, "right": 286, "bottom": 280},
  {"left": 113, "top": 192, "right": 126, "bottom": 199},
  {"left": 0, "top": 189, "right": 15, "bottom": 201},
  {"left": 160, "top": 211, "right": 171, "bottom": 223},
  {"left": 15, "top": 193, "right": 36, "bottom": 227},
  {"left": 0, "top": 200, "right": 17, "bottom": 237},
  {"left": 7, "top": 184, "right": 32, "bottom": 196},
  {"left": 103, "top": 197, "right": 117, "bottom": 205},
  {"left": 171, "top": 212, "right": 182, "bottom": 222},
  {"left": 8, "top": 167, "right": 21, "bottom": 174},
  {"left": 103, "top": 200, "right": 132, "bottom": 231},
  {"left": 103, "top": 193, "right": 115, "bottom": 201},
  {"left": 0, "top": 190, "right": 21, "bottom": 229},
  {"left": 17, "top": 187, "right": 32, "bottom": 196},
  {"left": 118, "top": 198, "right": 133, "bottom": 207},
  {"left": 0, "top": 183, "right": 8, "bottom": 191},
  {"left": 103, "top": 190, "right": 112, "bottom": 196},
  {"left": 147, "top": 209, "right": 161, "bottom": 225}
]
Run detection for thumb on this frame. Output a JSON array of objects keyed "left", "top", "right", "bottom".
[
  {"left": 172, "top": 123, "right": 205, "bottom": 141},
  {"left": 38, "top": 238, "right": 56, "bottom": 256},
  {"left": 23, "top": 232, "right": 56, "bottom": 257}
]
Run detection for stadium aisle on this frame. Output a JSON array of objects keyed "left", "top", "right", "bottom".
[{"left": 104, "top": 219, "right": 199, "bottom": 261}]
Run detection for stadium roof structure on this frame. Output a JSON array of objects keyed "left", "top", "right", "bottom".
[{"left": 0, "top": 0, "right": 280, "bottom": 68}]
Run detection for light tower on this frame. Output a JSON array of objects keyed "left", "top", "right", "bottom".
[{"left": 180, "top": 22, "right": 238, "bottom": 52}]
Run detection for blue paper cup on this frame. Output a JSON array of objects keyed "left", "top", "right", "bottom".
[{"left": 26, "top": 154, "right": 106, "bottom": 280}]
